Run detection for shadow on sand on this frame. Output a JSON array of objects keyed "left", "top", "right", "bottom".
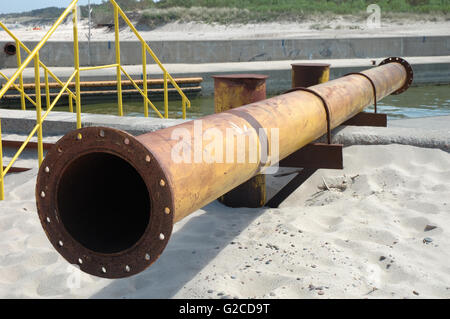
[{"left": 90, "top": 201, "right": 269, "bottom": 298}]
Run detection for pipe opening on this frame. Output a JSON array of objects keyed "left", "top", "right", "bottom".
[
  {"left": 57, "top": 152, "right": 150, "bottom": 254},
  {"left": 4, "top": 43, "right": 16, "bottom": 56}
]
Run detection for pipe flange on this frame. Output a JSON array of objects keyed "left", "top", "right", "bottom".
[
  {"left": 36, "top": 127, "right": 174, "bottom": 279},
  {"left": 379, "top": 57, "right": 413, "bottom": 95}
]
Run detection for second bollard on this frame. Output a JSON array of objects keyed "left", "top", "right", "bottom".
[
  {"left": 212, "top": 74, "right": 268, "bottom": 208},
  {"left": 291, "top": 63, "right": 330, "bottom": 88}
]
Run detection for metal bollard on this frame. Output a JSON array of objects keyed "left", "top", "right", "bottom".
[
  {"left": 212, "top": 74, "right": 269, "bottom": 208},
  {"left": 291, "top": 63, "right": 330, "bottom": 88}
]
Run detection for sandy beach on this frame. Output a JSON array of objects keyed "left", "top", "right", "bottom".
[
  {"left": 1, "top": 17, "right": 449, "bottom": 42},
  {"left": 0, "top": 0, "right": 449, "bottom": 302},
  {"left": 0, "top": 143, "right": 449, "bottom": 299}
]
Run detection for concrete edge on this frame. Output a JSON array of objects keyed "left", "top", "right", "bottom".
[{"left": 1, "top": 109, "right": 448, "bottom": 153}]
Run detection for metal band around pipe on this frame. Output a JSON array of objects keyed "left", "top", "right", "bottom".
[
  {"left": 283, "top": 87, "right": 333, "bottom": 144},
  {"left": 344, "top": 72, "right": 378, "bottom": 113}
]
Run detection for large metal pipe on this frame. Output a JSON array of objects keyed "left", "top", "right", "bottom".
[{"left": 36, "top": 57, "right": 413, "bottom": 278}]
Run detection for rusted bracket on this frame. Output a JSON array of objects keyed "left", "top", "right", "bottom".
[
  {"left": 2, "top": 140, "right": 54, "bottom": 151},
  {"left": 279, "top": 143, "right": 343, "bottom": 169},
  {"left": 284, "top": 87, "right": 332, "bottom": 144},
  {"left": 342, "top": 112, "right": 387, "bottom": 127},
  {"left": 3, "top": 166, "right": 31, "bottom": 174},
  {"left": 1, "top": 140, "right": 55, "bottom": 175}
]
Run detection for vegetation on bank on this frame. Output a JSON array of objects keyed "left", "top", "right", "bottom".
[
  {"left": 102, "top": 0, "right": 450, "bottom": 28},
  {"left": 0, "top": 0, "right": 448, "bottom": 27},
  {"left": 0, "top": 7, "right": 65, "bottom": 25}
]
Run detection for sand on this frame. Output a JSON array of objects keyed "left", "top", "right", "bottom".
[
  {"left": 1, "top": 17, "right": 449, "bottom": 42},
  {"left": 0, "top": 143, "right": 449, "bottom": 299}
]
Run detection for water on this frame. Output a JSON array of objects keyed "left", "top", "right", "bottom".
[
  {"left": 51, "top": 84, "right": 449, "bottom": 120},
  {"left": 371, "top": 84, "right": 450, "bottom": 119},
  {"left": 51, "top": 95, "right": 215, "bottom": 119}
]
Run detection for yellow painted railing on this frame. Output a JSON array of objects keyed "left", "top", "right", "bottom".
[
  {"left": 0, "top": 0, "right": 191, "bottom": 200},
  {"left": 0, "top": 25, "right": 77, "bottom": 113}
]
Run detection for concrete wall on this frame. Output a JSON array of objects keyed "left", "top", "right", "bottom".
[
  {"left": 0, "top": 57, "right": 448, "bottom": 96},
  {"left": 1, "top": 35, "right": 449, "bottom": 68}
]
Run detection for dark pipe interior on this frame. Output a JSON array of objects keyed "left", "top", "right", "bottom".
[
  {"left": 4, "top": 43, "right": 16, "bottom": 56},
  {"left": 57, "top": 152, "right": 150, "bottom": 254}
]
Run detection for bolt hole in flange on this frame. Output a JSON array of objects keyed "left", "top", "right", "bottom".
[{"left": 4, "top": 43, "right": 16, "bottom": 56}]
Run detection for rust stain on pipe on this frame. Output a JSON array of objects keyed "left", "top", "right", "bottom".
[{"left": 36, "top": 58, "right": 413, "bottom": 278}]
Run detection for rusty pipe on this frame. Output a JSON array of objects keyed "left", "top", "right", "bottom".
[{"left": 36, "top": 57, "right": 413, "bottom": 278}]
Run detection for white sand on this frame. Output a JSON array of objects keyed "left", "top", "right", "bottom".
[
  {"left": 1, "top": 18, "right": 449, "bottom": 42},
  {"left": 0, "top": 144, "right": 449, "bottom": 298}
]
